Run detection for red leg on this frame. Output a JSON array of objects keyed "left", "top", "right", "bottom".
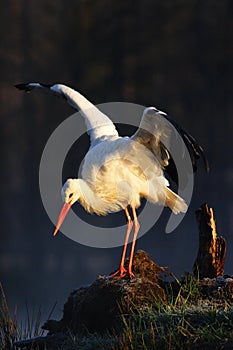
[
  {"left": 110, "top": 207, "right": 133, "bottom": 278},
  {"left": 128, "top": 206, "right": 140, "bottom": 278}
]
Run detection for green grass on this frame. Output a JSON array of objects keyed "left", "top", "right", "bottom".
[
  {"left": 61, "top": 306, "right": 233, "bottom": 350},
  {"left": 113, "top": 303, "right": 233, "bottom": 349},
  {"left": 67, "top": 275, "right": 233, "bottom": 350},
  {"left": 2, "top": 275, "right": 233, "bottom": 350}
]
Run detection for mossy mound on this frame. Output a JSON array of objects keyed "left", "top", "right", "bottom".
[{"left": 43, "top": 250, "right": 168, "bottom": 334}]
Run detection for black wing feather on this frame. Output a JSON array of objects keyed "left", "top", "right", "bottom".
[{"left": 162, "top": 114, "right": 210, "bottom": 174}]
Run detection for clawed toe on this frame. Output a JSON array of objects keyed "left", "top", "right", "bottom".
[
  {"left": 110, "top": 266, "right": 127, "bottom": 278},
  {"left": 110, "top": 267, "right": 134, "bottom": 279}
]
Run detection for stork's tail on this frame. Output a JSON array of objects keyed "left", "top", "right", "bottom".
[{"left": 165, "top": 188, "right": 188, "bottom": 214}]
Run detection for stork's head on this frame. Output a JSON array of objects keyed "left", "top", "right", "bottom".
[
  {"left": 61, "top": 178, "right": 81, "bottom": 205},
  {"left": 53, "top": 179, "right": 80, "bottom": 236}
]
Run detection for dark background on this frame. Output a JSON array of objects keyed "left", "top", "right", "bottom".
[{"left": 1, "top": 0, "right": 232, "bottom": 323}]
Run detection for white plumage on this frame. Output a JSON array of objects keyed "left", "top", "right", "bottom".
[{"left": 16, "top": 82, "right": 208, "bottom": 278}]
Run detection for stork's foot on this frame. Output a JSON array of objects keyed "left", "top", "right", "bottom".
[
  {"left": 110, "top": 266, "right": 135, "bottom": 279},
  {"left": 110, "top": 266, "right": 127, "bottom": 278},
  {"left": 128, "top": 270, "right": 135, "bottom": 279}
]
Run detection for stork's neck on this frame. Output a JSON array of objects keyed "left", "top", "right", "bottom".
[
  {"left": 54, "top": 85, "right": 118, "bottom": 145},
  {"left": 77, "top": 179, "right": 111, "bottom": 215}
]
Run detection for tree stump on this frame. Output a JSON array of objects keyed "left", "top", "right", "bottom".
[{"left": 193, "top": 203, "right": 226, "bottom": 278}]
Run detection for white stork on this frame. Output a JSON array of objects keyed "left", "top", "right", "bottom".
[{"left": 16, "top": 83, "right": 209, "bottom": 278}]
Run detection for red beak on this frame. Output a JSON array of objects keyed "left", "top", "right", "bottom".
[{"left": 53, "top": 202, "right": 72, "bottom": 236}]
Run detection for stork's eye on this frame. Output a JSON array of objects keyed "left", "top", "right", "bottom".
[{"left": 69, "top": 193, "right": 73, "bottom": 198}]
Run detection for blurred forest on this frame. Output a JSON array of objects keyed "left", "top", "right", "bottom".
[{"left": 1, "top": 0, "right": 233, "bottom": 322}]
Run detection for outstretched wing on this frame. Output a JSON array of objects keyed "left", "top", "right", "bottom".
[
  {"left": 131, "top": 107, "right": 209, "bottom": 185},
  {"left": 15, "top": 83, "right": 119, "bottom": 146}
]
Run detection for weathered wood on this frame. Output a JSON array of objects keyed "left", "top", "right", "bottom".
[
  {"left": 14, "top": 334, "right": 67, "bottom": 350},
  {"left": 193, "top": 203, "right": 226, "bottom": 278}
]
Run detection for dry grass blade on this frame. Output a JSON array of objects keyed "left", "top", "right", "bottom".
[{"left": 0, "top": 282, "right": 18, "bottom": 349}]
